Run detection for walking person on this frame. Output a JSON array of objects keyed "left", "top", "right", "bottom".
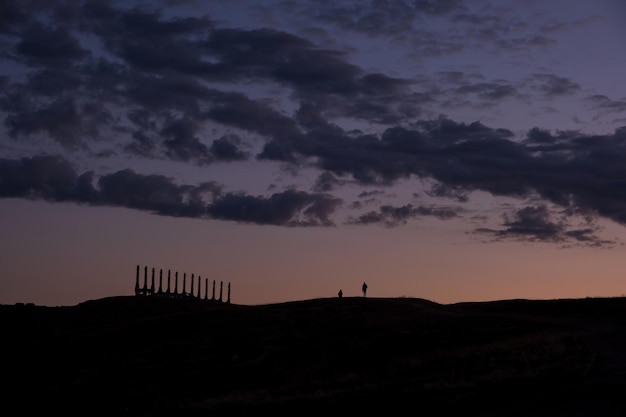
[{"left": 362, "top": 282, "right": 368, "bottom": 297}]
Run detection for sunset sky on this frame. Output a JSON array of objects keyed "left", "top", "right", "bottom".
[{"left": 2, "top": 0, "right": 626, "bottom": 307}]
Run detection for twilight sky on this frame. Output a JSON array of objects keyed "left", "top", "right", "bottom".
[{"left": 2, "top": 0, "right": 626, "bottom": 307}]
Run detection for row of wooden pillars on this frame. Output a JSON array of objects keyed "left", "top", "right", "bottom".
[{"left": 134, "top": 265, "right": 230, "bottom": 304}]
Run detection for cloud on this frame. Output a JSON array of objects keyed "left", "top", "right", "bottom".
[
  {"left": 525, "top": 73, "right": 581, "bottom": 98},
  {"left": 0, "top": 155, "right": 340, "bottom": 226},
  {"left": 97, "top": 169, "right": 213, "bottom": 217},
  {"left": 25, "top": 69, "right": 81, "bottom": 96},
  {"left": 5, "top": 98, "right": 81, "bottom": 147},
  {"left": 1, "top": 0, "right": 624, "bottom": 246},
  {"left": 586, "top": 95, "right": 626, "bottom": 124},
  {"left": 207, "top": 189, "right": 341, "bottom": 226},
  {"left": 348, "top": 203, "right": 460, "bottom": 227},
  {"left": 0, "top": 155, "right": 78, "bottom": 200},
  {"left": 313, "top": 171, "right": 343, "bottom": 192},
  {"left": 14, "top": 21, "right": 89, "bottom": 67},
  {"left": 426, "top": 183, "right": 469, "bottom": 202},
  {"left": 210, "top": 135, "right": 249, "bottom": 161},
  {"left": 474, "top": 204, "right": 616, "bottom": 247},
  {"left": 160, "top": 117, "right": 212, "bottom": 163},
  {"left": 255, "top": 116, "right": 626, "bottom": 234}
]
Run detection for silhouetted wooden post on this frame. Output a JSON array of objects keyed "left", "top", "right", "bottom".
[
  {"left": 204, "top": 278, "right": 208, "bottom": 300},
  {"left": 197, "top": 275, "right": 201, "bottom": 298},
  {"left": 219, "top": 281, "right": 223, "bottom": 302},
  {"left": 157, "top": 269, "right": 163, "bottom": 294},
  {"left": 174, "top": 271, "right": 179, "bottom": 295},
  {"left": 227, "top": 282, "right": 231, "bottom": 304},
  {"left": 183, "top": 273, "right": 187, "bottom": 296},
  {"left": 142, "top": 266, "right": 148, "bottom": 295},
  {"left": 166, "top": 269, "right": 171, "bottom": 296},
  {"left": 190, "top": 274, "right": 195, "bottom": 297},
  {"left": 211, "top": 280, "right": 216, "bottom": 301},
  {"left": 149, "top": 267, "right": 155, "bottom": 295},
  {"left": 135, "top": 265, "right": 141, "bottom": 296}
]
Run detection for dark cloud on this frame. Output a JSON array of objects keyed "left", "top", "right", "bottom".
[
  {"left": 501, "top": 205, "right": 564, "bottom": 239},
  {"left": 474, "top": 205, "right": 615, "bottom": 247},
  {"left": 0, "top": 0, "right": 29, "bottom": 33},
  {"left": 0, "top": 155, "right": 78, "bottom": 200},
  {"left": 348, "top": 203, "right": 460, "bottom": 227},
  {"left": 586, "top": 95, "right": 626, "bottom": 118},
  {"left": 0, "top": 155, "right": 220, "bottom": 217},
  {"left": 207, "top": 189, "right": 341, "bottom": 226},
  {"left": 492, "top": 36, "right": 557, "bottom": 53},
  {"left": 313, "top": 171, "right": 342, "bottom": 192},
  {"left": 305, "top": 0, "right": 465, "bottom": 39},
  {"left": 414, "top": 0, "right": 465, "bottom": 15},
  {"left": 269, "top": 118, "right": 517, "bottom": 189},
  {"left": 302, "top": 1, "right": 417, "bottom": 39},
  {"left": 426, "top": 183, "right": 469, "bottom": 202},
  {"left": 0, "top": 155, "right": 342, "bottom": 227},
  {"left": 357, "top": 190, "right": 385, "bottom": 199},
  {"left": 1, "top": 0, "right": 624, "bottom": 245},
  {"left": 459, "top": 82, "right": 519, "bottom": 100},
  {"left": 15, "top": 21, "right": 88, "bottom": 67},
  {"left": 125, "top": 72, "right": 212, "bottom": 116},
  {"left": 525, "top": 127, "right": 556, "bottom": 144},
  {"left": 160, "top": 118, "right": 212, "bottom": 163},
  {"left": 97, "top": 169, "right": 210, "bottom": 217},
  {"left": 26, "top": 69, "right": 81, "bottom": 96},
  {"left": 525, "top": 73, "right": 581, "bottom": 98},
  {"left": 126, "top": 130, "right": 157, "bottom": 157},
  {"left": 206, "top": 91, "right": 301, "bottom": 138},
  {"left": 94, "top": 7, "right": 216, "bottom": 77},
  {"left": 210, "top": 135, "right": 248, "bottom": 162},
  {"left": 256, "top": 115, "right": 626, "bottom": 235},
  {"left": 304, "top": 0, "right": 561, "bottom": 68},
  {"left": 4, "top": 97, "right": 83, "bottom": 147},
  {"left": 204, "top": 27, "right": 363, "bottom": 94}
]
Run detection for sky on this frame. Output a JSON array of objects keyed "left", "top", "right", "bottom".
[{"left": 2, "top": 0, "right": 626, "bottom": 307}]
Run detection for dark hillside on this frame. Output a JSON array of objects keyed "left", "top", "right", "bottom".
[{"left": 2, "top": 296, "right": 626, "bottom": 415}]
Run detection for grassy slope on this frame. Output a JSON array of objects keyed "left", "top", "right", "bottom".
[{"left": 2, "top": 296, "right": 626, "bottom": 415}]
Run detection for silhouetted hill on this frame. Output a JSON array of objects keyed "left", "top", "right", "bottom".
[{"left": 2, "top": 296, "right": 626, "bottom": 416}]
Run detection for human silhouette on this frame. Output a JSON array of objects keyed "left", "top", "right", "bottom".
[
  {"left": 362, "top": 282, "right": 368, "bottom": 297},
  {"left": 338, "top": 289, "right": 343, "bottom": 298}
]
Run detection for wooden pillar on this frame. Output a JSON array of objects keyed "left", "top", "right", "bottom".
[
  {"left": 219, "top": 281, "right": 223, "bottom": 302},
  {"left": 135, "top": 265, "right": 141, "bottom": 296},
  {"left": 166, "top": 269, "right": 171, "bottom": 295},
  {"left": 227, "top": 282, "right": 231, "bottom": 304},
  {"left": 174, "top": 271, "right": 179, "bottom": 295},
  {"left": 158, "top": 269, "right": 163, "bottom": 294},
  {"left": 204, "top": 278, "right": 208, "bottom": 300},
  {"left": 142, "top": 266, "right": 148, "bottom": 295},
  {"left": 149, "top": 268, "right": 155, "bottom": 295},
  {"left": 190, "top": 274, "right": 195, "bottom": 297},
  {"left": 211, "top": 280, "right": 216, "bottom": 301},
  {"left": 197, "top": 275, "right": 201, "bottom": 298}
]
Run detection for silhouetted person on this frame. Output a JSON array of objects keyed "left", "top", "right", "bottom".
[
  {"left": 338, "top": 289, "right": 343, "bottom": 298},
  {"left": 362, "top": 282, "right": 368, "bottom": 297}
]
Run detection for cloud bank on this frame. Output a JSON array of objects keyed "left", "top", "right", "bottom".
[{"left": 1, "top": 0, "right": 624, "bottom": 247}]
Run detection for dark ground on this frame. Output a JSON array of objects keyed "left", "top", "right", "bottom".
[{"left": 2, "top": 295, "right": 626, "bottom": 415}]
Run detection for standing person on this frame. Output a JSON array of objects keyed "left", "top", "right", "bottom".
[
  {"left": 362, "top": 282, "right": 368, "bottom": 297},
  {"left": 338, "top": 289, "right": 343, "bottom": 299}
]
